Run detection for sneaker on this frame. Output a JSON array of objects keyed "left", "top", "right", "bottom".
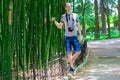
[{"left": 69, "top": 66, "right": 75, "bottom": 72}]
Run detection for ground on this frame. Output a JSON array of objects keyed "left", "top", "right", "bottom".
[{"left": 69, "top": 38, "right": 120, "bottom": 80}]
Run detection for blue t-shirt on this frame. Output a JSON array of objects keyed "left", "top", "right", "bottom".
[{"left": 61, "top": 13, "right": 79, "bottom": 37}]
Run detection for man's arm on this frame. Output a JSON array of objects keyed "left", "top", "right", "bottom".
[
  {"left": 52, "top": 17, "right": 63, "bottom": 29},
  {"left": 77, "top": 22, "right": 83, "bottom": 41}
]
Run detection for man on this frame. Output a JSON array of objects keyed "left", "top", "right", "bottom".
[{"left": 52, "top": 3, "right": 82, "bottom": 72}]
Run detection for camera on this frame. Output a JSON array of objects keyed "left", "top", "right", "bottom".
[{"left": 68, "top": 27, "right": 74, "bottom": 32}]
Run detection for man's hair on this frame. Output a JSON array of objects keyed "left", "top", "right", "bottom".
[{"left": 65, "top": 3, "right": 72, "bottom": 7}]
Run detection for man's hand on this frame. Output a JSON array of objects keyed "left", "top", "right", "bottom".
[
  {"left": 51, "top": 17, "right": 63, "bottom": 29},
  {"left": 52, "top": 17, "right": 56, "bottom": 22}
]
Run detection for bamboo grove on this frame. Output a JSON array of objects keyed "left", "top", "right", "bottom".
[
  {"left": 1, "top": 0, "right": 120, "bottom": 80},
  {"left": 0, "top": 0, "right": 71, "bottom": 79}
]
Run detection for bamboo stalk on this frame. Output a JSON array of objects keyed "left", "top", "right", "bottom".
[
  {"left": 21, "top": 0, "right": 26, "bottom": 79},
  {"left": 1, "top": 0, "right": 13, "bottom": 79},
  {"left": 0, "top": 0, "right": 2, "bottom": 76}
]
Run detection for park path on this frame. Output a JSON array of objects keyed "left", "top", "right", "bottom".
[{"left": 71, "top": 38, "right": 120, "bottom": 80}]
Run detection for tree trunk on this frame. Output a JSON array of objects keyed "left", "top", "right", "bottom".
[
  {"left": 100, "top": 0, "right": 106, "bottom": 33},
  {"left": 81, "top": 0, "right": 86, "bottom": 37},
  {"left": 94, "top": 0, "right": 100, "bottom": 38},
  {"left": 82, "top": 15, "right": 86, "bottom": 37},
  {"left": 106, "top": 4, "right": 111, "bottom": 39}
]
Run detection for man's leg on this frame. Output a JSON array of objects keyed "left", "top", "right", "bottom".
[
  {"left": 65, "top": 36, "right": 75, "bottom": 71},
  {"left": 72, "top": 36, "right": 81, "bottom": 65},
  {"left": 65, "top": 37, "right": 73, "bottom": 67},
  {"left": 67, "top": 52, "right": 73, "bottom": 65},
  {"left": 67, "top": 52, "right": 75, "bottom": 71},
  {"left": 72, "top": 52, "right": 81, "bottom": 64}
]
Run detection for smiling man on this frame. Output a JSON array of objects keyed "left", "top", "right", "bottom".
[{"left": 52, "top": 3, "right": 82, "bottom": 72}]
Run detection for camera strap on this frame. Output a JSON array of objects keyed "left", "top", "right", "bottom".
[
  {"left": 66, "top": 13, "right": 69, "bottom": 27},
  {"left": 66, "top": 13, "right": 74, "bottom": 28}
]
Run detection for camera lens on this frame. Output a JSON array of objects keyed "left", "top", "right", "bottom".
[{"left": 68, "top": 27, "right": 74, "bottom": 32}]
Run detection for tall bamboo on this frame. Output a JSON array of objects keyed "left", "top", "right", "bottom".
[
  {"left": 0, "top": 0, "right": 2, "bottom": 76},
  {"left": 36, "top": 0, "right": 42, "bottom": 68},
  {"left": 1, "top": 0, "right": 13, "bottom": 79},
  {"left": 1, "top": 0, "right": 67, "bottom": 79},
  {"left": 20, "top": 0, "right": 26, "bottom": 79}
]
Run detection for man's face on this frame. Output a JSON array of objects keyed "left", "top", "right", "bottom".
[{"left": 65, "top": 3, "right": 72, "bottom": 12}]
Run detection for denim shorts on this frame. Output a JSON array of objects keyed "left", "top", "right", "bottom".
[{"left": 64, "top": 36, "right": 81, "bottom": 53}]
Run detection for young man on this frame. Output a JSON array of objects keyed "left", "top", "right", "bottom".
[{"left": 52, "top": 3, "right": 82, "bottom": 72}]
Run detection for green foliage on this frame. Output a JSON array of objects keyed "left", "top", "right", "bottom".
[
  {"left": 113, "top": 15, "right": 118, "bottom": 27},
  {"left": 83, "top": 27, "right": 120, "bottom": 40},
  {"left": 75, "top": 0, "right": 95, "bottom": 34},
  {"left": 85, "top": 16, "right": 95, "bottom": 31}
]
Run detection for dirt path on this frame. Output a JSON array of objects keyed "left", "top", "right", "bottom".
[{"left": 71, "top": 38, "right": 120, "bottom": 80}]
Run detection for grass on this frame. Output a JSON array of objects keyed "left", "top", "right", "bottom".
[{"left": 83, "top": 27, "right": 120, "bottom": 41}]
